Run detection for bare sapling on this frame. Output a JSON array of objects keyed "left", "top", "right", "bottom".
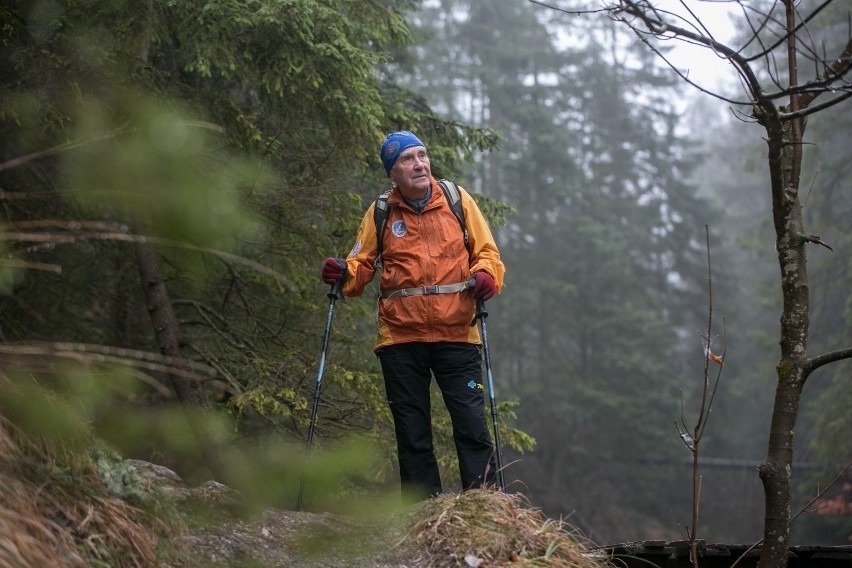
[{"left": 674, "top": 226, "right": 726, "bottom": 568}]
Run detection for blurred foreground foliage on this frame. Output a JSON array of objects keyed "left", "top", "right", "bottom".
[
  {"left": 0, "top": 370, "right": 411, "bottom": 566},
  {"left": 0, "top": 379, "right": 181, "bottom": 567}
]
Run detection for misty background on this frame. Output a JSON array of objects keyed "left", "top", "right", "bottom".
[{"left": 366, "top": 0, "right": 851, "bottom": 545}]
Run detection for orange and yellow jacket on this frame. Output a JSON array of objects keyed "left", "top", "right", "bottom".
[{"left": 341, "top": 177, "right": 505, "bottom": 350}]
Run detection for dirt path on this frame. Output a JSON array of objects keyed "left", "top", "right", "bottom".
[{"left": 174, "top": 506, "right": 410, "bottom": 568}]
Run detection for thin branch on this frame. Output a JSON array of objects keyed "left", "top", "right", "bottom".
[
  {"left": 677, "top": 0, "right": 715, "bottom": 41},
  {"left": 802, "top": 235, "right": 833, "bottom": 252},
  {"left": 780, "top": 91, "right": 852, "bottom": 121},
  {"left": 736, "top": 0, "right": 777, "bottom": 58},
  {"left": 0, "top": 128, "right": 127, "bottom": 172},
  {"left": 527, "top": 0, "right": 609, "bottom": 16},
  {"left": 700, "top": 320, "right": 726, "bottom": 442},
  {"left": 698, "top": 225, "right": 714, "bottom": 431},
  {"left": 627, "top": 28, "right": 752, "bottom": 105},
  {"left": 0, "top": 341, "right": 217, "bottom": 375},
  {"left": 0, "top": 342, "right": 232, "bottom": 396},
  {"left": 792, "top": 463, "right": 852, "bottom": 523},
  {"left": 744, "top": 0, "right": 836, "bottom": 62},
  {"left": 804, "top": 347, "right": 852, "bottom": 377},
  {"left": 608, "top": 0, "right": 852, "bottom": 120},
  {"left": 730, "top": 462, "right": 852, "bottom": 568},
  {"left": 1, "top": 223, "right": 293, "bottom": 290},
  {"left": 0, "top": 120, "right": 226, "bottom": 173},
  {"left": 762, "top": 34, "right": 852, "bottom": 104},
  {"left": 800, "top": 162, "right": 820, "bottom": 208},
  {"left": 0, "top": 258, "right": 62, "bottom": 273},
  {"left": 615, "top": 0, "right": 772, "bottom": 109}
]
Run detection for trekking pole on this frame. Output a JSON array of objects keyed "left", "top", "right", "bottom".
[
  {"left": 472, "top": 297, "right": 506, "bottom": 491},
  {"left": 296, "top": 278, "right": 343, "bottom": 511}
]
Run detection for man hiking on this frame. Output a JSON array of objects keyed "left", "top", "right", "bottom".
[{"left": 321, "top": 130, "right": 506, "bottom": 498}]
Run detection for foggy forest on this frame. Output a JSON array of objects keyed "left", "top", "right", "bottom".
[{"left": 1, "top": 1, "right": 850, "bottom": 567}]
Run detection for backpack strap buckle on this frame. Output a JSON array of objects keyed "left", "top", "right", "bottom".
[{"left": 380, "top": 280, "right": 472, "bottom": 300}]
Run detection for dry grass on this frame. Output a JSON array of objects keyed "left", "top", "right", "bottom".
[
  {"left": 393, "top": 489, "right": 611, "bottom": 567},
  {"left": 0, "top": 415, "right": 181, "bottom": 568}
]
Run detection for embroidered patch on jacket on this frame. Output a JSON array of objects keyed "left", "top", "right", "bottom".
[
  {"left": 391, "top": 220, "right": 407, "bottom": 237},
  {"left": 349, "top": 241, "right": 362, "bottom": 258},
  {"left": 467, "top": 380, "right": 484, "bottom": 391}
]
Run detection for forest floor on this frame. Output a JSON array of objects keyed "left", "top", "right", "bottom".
[
  {"left": 0, "top": 444, "right": 607, "bottom": 568},
  {"left": 129, "top": 459, "right": 411, "bottom": 567},
  {"left": 142, "top": 457, "right": 608, "bottom": 568},
  {"left": 171, "top": 504, "right": 409, "bottom": 567}
]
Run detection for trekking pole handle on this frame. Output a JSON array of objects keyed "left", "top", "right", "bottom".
[
  {"left": 329, "top": 278, "right": 343, "bottom": 300},
  {"left": 471, "top": 296, "right": 488, "bottom": 327},
  {"left": 476, "top": 298, "right": 488, "bottom": 319},
  {"left": 467, "top": 277, "right": 489, "bottom": 327}
]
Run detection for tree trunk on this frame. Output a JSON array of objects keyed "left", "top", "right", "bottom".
[
  {"left": 135, "top": 241, "right": 227, "bottom": 481},
  {"left": 757, "top": 4, "right": 811, "bottom": 565},
  {"left": 135, "top": 242, "right": 207, "bottom": 406},
  {"left": 757, "top": 108, "right": 809, "bottom": 568}
]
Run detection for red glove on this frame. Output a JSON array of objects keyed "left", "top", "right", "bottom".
[
  {"left": 321, "top": 257, "right": 346, "bottom": 285},
  {"left": 472, "top": 271, "right": 496, "bottom": 301}
]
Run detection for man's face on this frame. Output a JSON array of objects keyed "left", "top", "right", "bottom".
[{"left": 389, "top": 145, "right": 431, "bottom": 198}]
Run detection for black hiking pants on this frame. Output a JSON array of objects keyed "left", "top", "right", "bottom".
[{"left": 377, "top": 342, "right": 497, "bottom": 497}]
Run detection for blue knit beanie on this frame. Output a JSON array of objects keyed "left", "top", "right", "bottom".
[{"left": 380, "top": 130, "right": 425, "bottom": 175}]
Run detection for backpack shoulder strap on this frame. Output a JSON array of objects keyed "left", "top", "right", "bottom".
[
  {"left": 374, "top": 190, "right": 392, "bottom": 267},
  {"left": 438, "top": 179, "right": 470, "bottom": 253}
]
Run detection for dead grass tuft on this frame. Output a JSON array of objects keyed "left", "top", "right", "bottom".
[
  {"left": 0, "top": 415, "right": 182, "bottom": 567},
  {"left": 394, "top": 489, "right": 610, "bottom": 567}
]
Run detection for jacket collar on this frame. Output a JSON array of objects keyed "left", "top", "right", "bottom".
[{"left": 387, "top": 177, "right": 440, "bottom": 210}]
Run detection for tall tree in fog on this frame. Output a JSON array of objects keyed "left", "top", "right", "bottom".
[
  {"left": 394, "top": 0, "right": 711, "bottom": 539},
  {"left": 532, "top": 1, "right": 852, "bottom": 565},
  {"left": 695, "top": 4, "right": 852, "bottom": 542}
]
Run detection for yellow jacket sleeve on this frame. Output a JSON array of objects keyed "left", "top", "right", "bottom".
[
  {"left": 459, "top": 186, "right": 506, "bottom": 294},
  {"left": 341, "top": 202, "right": 379, "bottom": 298}
]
